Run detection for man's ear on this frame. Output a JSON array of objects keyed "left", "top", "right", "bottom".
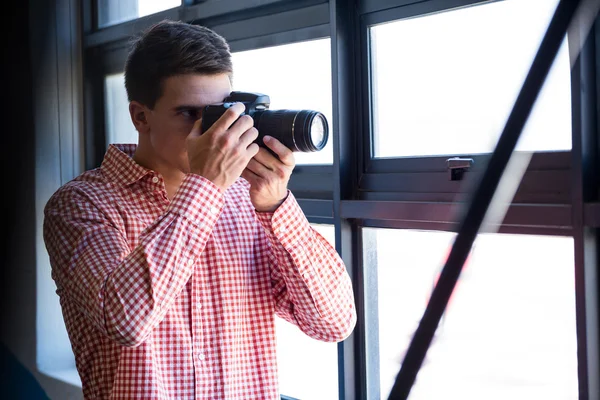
[{"left": 129, "top": 101, "right": 150, "bottom": 134}]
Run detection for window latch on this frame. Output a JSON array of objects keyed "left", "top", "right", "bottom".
[{"left": 446, "top": 157, "right": 474, "bottom": 181}]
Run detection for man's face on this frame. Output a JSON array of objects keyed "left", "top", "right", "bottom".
[{"left": 143, "top": 73, "right": 232, "bottom": 173}]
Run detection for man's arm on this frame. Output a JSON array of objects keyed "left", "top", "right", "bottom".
[
  {"left": 43, "top": 175, "right": 224, "bottom": 347},
  {"left": 242, "top": 135, "right": 356, "bottom": 342},
  {"left": 45, "top": 103, "right": 260, "bottom": 348},
  {"left": 255, "top": 192, "right": 357, "bottom": 342}
]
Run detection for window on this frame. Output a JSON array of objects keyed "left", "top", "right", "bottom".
[
  {"left": 276, "top": 224, "right": 339, "bottom": 400},
  {"left": 105, "top": 73, "right": 138, "bottom": 146},
  {"left": 364, "top": 228, "right": 577, "bottom": 399},
  {"left": 370, "top": 0, "right": 570, "bottom": 158},
  {"left": 98, "top": 0, "right": 182, "bottom": 28},
  {"left": 231, "top": 39, "right": 334, "bottom": 165}
]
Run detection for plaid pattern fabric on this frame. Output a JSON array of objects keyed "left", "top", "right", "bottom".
[{"left": 43, "top": 144, "right": 356, "bottom": 399}]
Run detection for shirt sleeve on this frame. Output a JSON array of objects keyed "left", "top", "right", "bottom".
[
  {"left": 43, "top": 174, "right": 224, "bottom": 347},
  {"left": 254, "top": 192, "right": 357, "bottom": 342}
]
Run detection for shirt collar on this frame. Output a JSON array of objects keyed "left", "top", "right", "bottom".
[{"left": 101, "top": 144, "right": 153, "bottom": 187}]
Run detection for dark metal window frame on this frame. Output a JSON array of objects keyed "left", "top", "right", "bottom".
[{"left": 570, "top": 14, "right": 600, "bottom": 399}]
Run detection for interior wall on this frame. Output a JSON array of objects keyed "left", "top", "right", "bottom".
[{"left": 1, "top": 1, "right": 83, "bottom": 399}]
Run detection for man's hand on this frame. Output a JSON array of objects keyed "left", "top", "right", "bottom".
[
  {"left": 242, "top": 136, "right": 295, "bottom": 212},
  {"left": 187, "top": 103, "right": 260, "bottom": 191}
]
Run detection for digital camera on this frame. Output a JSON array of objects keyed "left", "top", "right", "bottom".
[{"left": 200, "top": 91, "right": 328, "bottom": 153}]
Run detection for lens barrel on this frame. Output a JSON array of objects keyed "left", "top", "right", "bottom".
[{"left": 254, "top": 110, "right": 328, "bottom": 152}]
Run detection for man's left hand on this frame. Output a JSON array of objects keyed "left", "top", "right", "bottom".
[{"left": 241, "top": 136, "right": 295, "bottom": 212}]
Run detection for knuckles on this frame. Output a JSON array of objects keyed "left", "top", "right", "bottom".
[
  {"left": 274, "top": 167, "right": 287, "bottom": 180},
  {"left": 239, "top": 115, "right": 254, "bottom": 129},
  {"left": 224, "top": 106, "right": 243, "bottom": 119}
]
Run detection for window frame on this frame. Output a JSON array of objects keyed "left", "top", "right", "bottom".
[{"left": 357, "top": 0, "right": 573, "bottom": 213}]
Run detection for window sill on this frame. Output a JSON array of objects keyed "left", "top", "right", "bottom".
[{"left": 38, "top": 366, "right": 82, "bottom": 388}]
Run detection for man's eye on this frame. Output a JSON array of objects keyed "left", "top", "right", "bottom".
[{"left": 181, "top": 109, "right": 200, "bottom": 119}]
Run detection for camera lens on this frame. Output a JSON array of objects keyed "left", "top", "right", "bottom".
[
  {"left": 309, "top": 114, "right": 326, "bottom": 150},
  {"left": 254, "top": 110, "right": 329, "bottom": 152}
]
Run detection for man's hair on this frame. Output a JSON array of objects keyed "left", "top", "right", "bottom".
[{"left": 124, "top": 20, "right": 233, "bottom": 108}]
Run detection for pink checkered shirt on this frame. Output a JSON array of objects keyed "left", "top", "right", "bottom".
[{"left": 43, "top": 144, "right": 356, "bottom": 399}]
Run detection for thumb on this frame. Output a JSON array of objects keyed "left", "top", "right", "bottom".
[{"left": 188, "top": 118, "right": 203, "bottom": 138}]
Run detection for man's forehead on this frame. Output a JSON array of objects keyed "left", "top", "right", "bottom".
[{"left": 161, "top": 74, "right": 231, "bottom": 104}]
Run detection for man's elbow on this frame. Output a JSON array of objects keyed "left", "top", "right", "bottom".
[
  {"left": 314, "top": 307, "right": 357, "bottom": 343},
  {"left": 333, "top": 307, "right": 357, "bottom": 342}
]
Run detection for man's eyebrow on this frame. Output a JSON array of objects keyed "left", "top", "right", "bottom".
[{"left": 172, "top": 105, "right": 203, "bottom": 112}]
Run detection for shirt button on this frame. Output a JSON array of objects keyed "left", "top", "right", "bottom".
[
  {"left": 152, "top": 177, "right": 159, "bottom": 184},
  {"left": 198, "top": 353, "right": 206, "bottom": 361},
  {"left": 210, "top": 206, "right": 219, "bottom": 215},
  {"left": 279, "top": 226, "right": 286, "bottom": 233},
  {"left": 302, "top": 272, "right": 310, "bottom": 279},
  {"left": 187, "top": 258, "right": 194, "bottom": 267}
]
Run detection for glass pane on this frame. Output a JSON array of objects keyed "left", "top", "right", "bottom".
[
  {"left": 277, "top": 224, "right": 338, "bottom": 400},
  {"left": 98, "top": 0, "right": 181, "bottom": 28},
  {"left": 364, "top": 228, "right": 577, "bottom": 399},
  {"left": 232, "top": 39, "right": 334, "bottom": 165},
  {"left": 370, "top": 0, "right": 571, "bottom": 158},
  {"left": 105, "top": 73, "right": 138, "bottom": 147}
]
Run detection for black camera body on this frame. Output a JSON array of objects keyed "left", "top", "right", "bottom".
[{"left": 201, "top": 91, "right": 328, "bottom": 153}]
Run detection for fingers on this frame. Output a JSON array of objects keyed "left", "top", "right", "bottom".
[
  {"left": 229, "top": 114, "right": 255, "bottom": 140},
  {"left": 246, "top": 158, "right": 273, "bottom": 178},
  {"left": 210, "top": 103, "right": 253, "bottom": 136},
  {"left": 188, "top": 118, "right": 203, "bottom": 138},
  {"left": 253, "top": 137, "right": 295, "bottom": 168},
  {"left": 246, "top": 143, "right": 260, "bottom": 158},
  {"left": 251, "top": 149, "right": 275, "bottom": 170},
  {"left": 262, "top": 136, "right": 295, "bottom": 166},
  {"left": 200, "top": 101, "right": 257, "bottom": 157},
  {"left": 239, "top": 127, "right": 259, "bottom": 148},
  {"left": 241, "top": 168, "right": 259, "bottom": 185},
  {"left": 249, "top": 149, "right": 292, "bottom": 182}
]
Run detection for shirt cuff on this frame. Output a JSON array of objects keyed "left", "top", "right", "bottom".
[
  {"left": 167, "top": 174, "right": 225, "bottom": 227},
  {"left": 255, "top": 191, "right": 312, "bottom": 248}
]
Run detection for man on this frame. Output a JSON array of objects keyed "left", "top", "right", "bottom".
[{"left": 43, "top": 20, "right": 356, "bottom": 399}]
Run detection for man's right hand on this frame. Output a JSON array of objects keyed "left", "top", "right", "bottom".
[{"left": 186, "top": 102, "right": 260, "bottom": 191}]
